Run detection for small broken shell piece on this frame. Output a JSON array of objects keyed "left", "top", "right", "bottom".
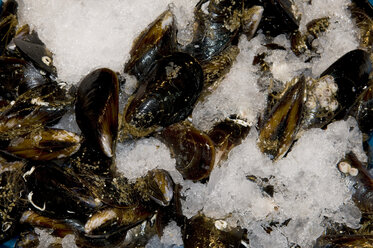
[{"left": 7, "top": 128, "right": 81, "bottom": 160}]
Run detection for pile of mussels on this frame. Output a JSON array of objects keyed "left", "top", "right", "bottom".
[{"left": 1, "top": 0, "right": 373, "bottom": 247}]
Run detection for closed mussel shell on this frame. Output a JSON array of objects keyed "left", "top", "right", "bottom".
[
  {"left": 258, "top": 76, "right": 305, "bottom": 161},
  {"left": 75, "top": 68, "right": 119, "bottom": 158},
  {"left": 135, "top": 169, "right": 174, "bottom": 207},
  {"left": 185, "top": 0, "right": 242, "bottom": 62},
  {"left": 160, "top": 122, "right": 215, "bottom": 181},
  {"left": 122, "top": 52, "right": 203, "bottom": 138},
  {"left": 6, "top": 127, "right": 81, "bottom": 160},
  {"left": 318, "top": 49, "right": 372, "bottom": 126},
  {"left": 24, "top": 163, "right": 103, "bottom": 220},
  {"left": 124, "top": 9, "right": 177, "bottom": 81}
]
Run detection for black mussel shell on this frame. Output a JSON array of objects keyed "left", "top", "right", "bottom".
[
  {"left": 14, "top": 30, "right": 56, "bottom": 75},
  {"left": 0, "top": 83, "right": 74, "bottom": 140},
  {"left": 208, "top": 117, "right": 251, "bottom": 163},
  {"left": 124, "top": 10, "right": 177, "bottom": 82},
  {"left": 185, "top": 0, "right": 243, "bottom": 62},
  {"left": 24, "top": 163, "right": 103, "bottom": 220},
  {"left": 159, "top": 122, "right": 215, "bottom": 181},
  {"left": 183, "top": 214, "right": 246, "bottom": 248},
  {"left": 6, "top": 127, "right": 81, "bottom": 160},
  {"left": 317, "top": 49, "right": 372, "bottom": 127},
  {"left": 135, "top": 169, "right": 174, "bottom": 207},
  {"left": 0, "top": 0, "right": 18, "bottom": 56},
  {"left": 76, "top": 68, "right": 119, "bottom": 158},
  {"left": 247, "top": 0, "right": 300, "bottom": 36},
  {"left": 258, "top": 76, "right": 305, "bottom": 161},
  {"left": 122, "top": 52, "right": 203, "bottom": 138}
]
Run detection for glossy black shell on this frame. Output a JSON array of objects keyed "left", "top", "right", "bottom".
[{"left": 123, "top": 52, "right": 204, "bottom": 138}]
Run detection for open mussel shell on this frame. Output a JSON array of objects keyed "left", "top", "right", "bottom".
[
  {"left": 6, "top": 127, "right": 81, "bottom": 160},
  {"left": 183, "top": 214, "right": 246, "bottom": 248},
  {"left": 122, "top": 52, "right": 203, "bottom": 139},
  {"left": 0, "top": 0, "right": 18, "bottom": 56},
  {"left": 0, "top": 82, "right": 74, "bottom": 140},
  {"left": 24, "top": 163, "right": 103, "bottom": 220},
  {"left": 258, "top": 76, "right": 305, "bottom": 161},
  {"left": 159, "top": 122, "right": 215, "bottom": 181},
  {"left": 314, "top": 49, "right": 372, "bottom": 128},
  {"left": 135, "top": 169, "right": 174, "bottom": 207},
  {"left": 124, "top": 9, "right": 177, "bottom": 81},
  {"left": 76, "top": 68, "right": 119, "bottom": 158}
]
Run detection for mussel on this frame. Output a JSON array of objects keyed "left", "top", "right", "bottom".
[
  {"left": 121, "top": 52, "right": 203, "bottom": 139},
  {"left": 208, "top": 117, "right": 251, "bottom": 163},
  {"left": 258, "top": 76, "right": 305, "bottom": 161},
  {"left": 75, "top": 68, "right": 119, "bottom": 158},
  {"left": 159, "top": 122, "right": 215, "bottom": 181},
  {"left": 185, "top": 0, "right": 262, "bottom": 63},
  {"left": 134, "top": 169, "right": 174, "bottom": 207},
  {"left": 24, "top": 163, "right": 103, "bottom": 221},
  {"left": 124, "top": 9, "right": 177, "bottom": 82},
  {"left": 248, "top": 0, "right": 300, "bottom": 37},
  {"left": 6, "top": 127, "right": 81, "bottom": 160}
]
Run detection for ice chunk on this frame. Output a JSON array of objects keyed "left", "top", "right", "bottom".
[
  {"left": 116, "top": 138, "right": 182, "bottom": 183},
  {"left": 160, "top": 221, "right": 184, "bottom": 247}
]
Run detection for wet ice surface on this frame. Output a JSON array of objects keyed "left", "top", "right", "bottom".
[{"left": 16, "top": 0, "right": 368, "bottom": 247}]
